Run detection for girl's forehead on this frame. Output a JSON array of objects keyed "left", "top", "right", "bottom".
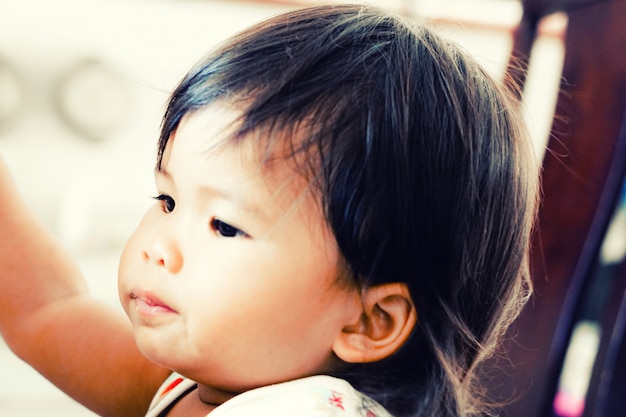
[
  {"left": 161, "top": 105, "right": 252, "bottom": 172},
  {"left": 177, "top": 104, "right": 242, "bottom": 149},
  {"left": 168, "top": 103, "right": 312, "bottom": 177},
  {"left": 163, "top": 104, "right": 316, "bottom": 201}
]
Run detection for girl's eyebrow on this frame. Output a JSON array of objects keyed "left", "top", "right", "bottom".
[{"left": 156, "top": 166, "right": 270, "bottom": 222}]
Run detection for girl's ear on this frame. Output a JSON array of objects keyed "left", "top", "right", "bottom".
[{"left": 333, "top": 283, "right": 417, "bottom": 363}]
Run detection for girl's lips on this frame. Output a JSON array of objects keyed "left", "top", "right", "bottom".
[{"left": 130, "top": 291, "right": 178, "bottom": 316}]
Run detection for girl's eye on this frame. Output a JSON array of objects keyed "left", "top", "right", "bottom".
[
  {"left": 154, "top": 194, "right": 175, "bottom": 213},
  {"left": 210, "top": 218, "right": 248, "bottom": 238}
]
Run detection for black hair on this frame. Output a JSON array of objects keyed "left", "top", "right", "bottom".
[{"left": 157, "top": 5, "right": 538, "bottom": 417}]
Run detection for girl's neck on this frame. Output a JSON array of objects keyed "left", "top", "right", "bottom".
[
  {"left": 166, "top": 384, "right": 234, "bottom": 417},
  {"left": 196, "top": 383, "right": 239, "bottom": 407}
]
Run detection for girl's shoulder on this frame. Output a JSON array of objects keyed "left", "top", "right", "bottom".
[{"left": 147, "top": 374, "right": 394, "bottom": 417}]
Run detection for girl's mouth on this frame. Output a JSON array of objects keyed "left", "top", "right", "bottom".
[{"left": 130, "top": 291, "right": 178, "bottom": 316}]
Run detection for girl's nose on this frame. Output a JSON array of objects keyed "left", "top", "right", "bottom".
[{"left": 142, "top": 240, "right": 183, "bottom": 274}]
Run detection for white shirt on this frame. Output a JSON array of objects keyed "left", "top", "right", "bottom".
[{"left": 147, "top": 374, "right": 393, "bottom": 417}]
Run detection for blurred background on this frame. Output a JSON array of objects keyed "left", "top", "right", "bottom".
[{"left": 2, "top": 1, "right": 624, "bottom": 417}]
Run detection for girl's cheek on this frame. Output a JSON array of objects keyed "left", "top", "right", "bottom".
[{"left": 117, "top": 221, "right": 147, "bottom": 287}]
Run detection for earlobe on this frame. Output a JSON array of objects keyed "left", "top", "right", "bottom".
[{"left": 333, "top": 283, "right": 417, "bottom": 363}]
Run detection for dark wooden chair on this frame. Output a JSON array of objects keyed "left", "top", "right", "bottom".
[{"left": 487, "top": 1, "right": 626, "bottom": 416}]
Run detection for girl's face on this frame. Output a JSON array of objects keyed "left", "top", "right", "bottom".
[{"left": 118, "top": 104, "right": 362, "bottom": 393}]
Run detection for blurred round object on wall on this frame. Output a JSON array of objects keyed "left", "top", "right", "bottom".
[
  {"left": 0, "top": 57, "right": 23, "bottom": 134},
  {"left": 54, "top": 58, "right": 132, "bottom": 142}
]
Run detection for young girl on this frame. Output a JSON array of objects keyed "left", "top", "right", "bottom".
[{"left": 0, "top": 4, "right": 539, "bottom": 417}]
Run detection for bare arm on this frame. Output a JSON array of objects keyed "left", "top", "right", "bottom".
[{"left": 0, "top": 157, "right": 170, "bottom": 417}]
